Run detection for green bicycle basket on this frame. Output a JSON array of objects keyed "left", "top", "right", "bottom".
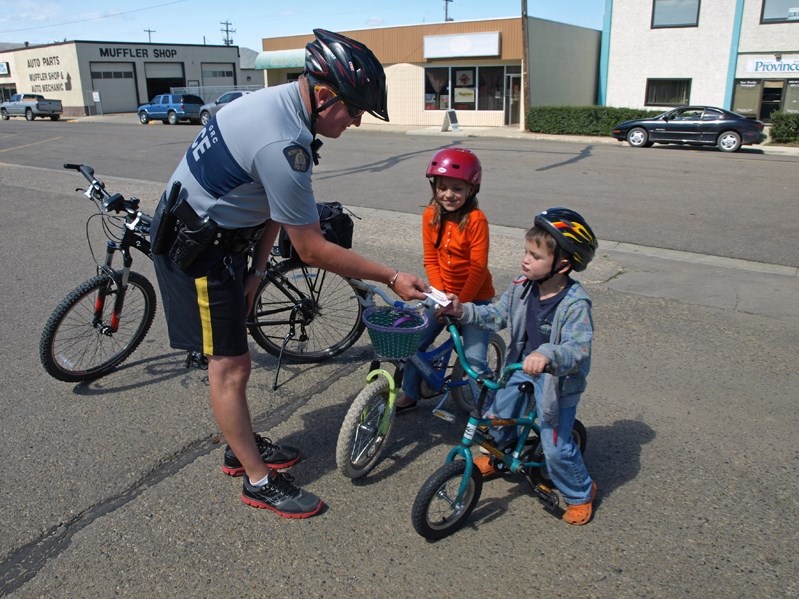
[{"left": 362, "top": 306, "right": 428, "bottom": 359}]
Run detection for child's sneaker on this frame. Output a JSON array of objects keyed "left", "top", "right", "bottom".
[
  {"left": 562, "top": 481, "right": 598, "bottom": 526},
  {"left": 222, "top": 433, "right": 300, "bottom": 476},
  {"left": 242, "top": 472, "right": 324, "bottom": 519}
]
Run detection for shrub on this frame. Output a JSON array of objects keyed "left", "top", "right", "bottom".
[
  {"left": 769, "top": 111, "right": 799, "bottom": 143},
  {"left": 526, "top": 106, "right": 662, "bottom": 136}
]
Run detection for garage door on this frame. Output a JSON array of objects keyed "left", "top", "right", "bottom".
[
  {"left": 90, "top": 62, "right": 137, "bottom": 113},
  {"left": 202, "top": 63, "right": 235, "bottom": 87},
  {"left": 144, "top": 63, "right": 184, "bottom": 78}
]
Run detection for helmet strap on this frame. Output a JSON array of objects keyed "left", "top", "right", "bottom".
[{"left": 305, "top": 77, "right": 326, "bottom": 165}]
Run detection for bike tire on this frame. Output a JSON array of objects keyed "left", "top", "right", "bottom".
[
  {"left": 248, "top": 261, "right": 366, "bottom": 363},
  {"left": 449, "top": 332, "right": 507, "bottom": 414},
  {"left": 411, "top": 460, "right": 483, "bottom": 540},
  {"left": 336, "top": 377, "right": 395, "bottom": 479},
  {"left": 39, "top": 271, "right": 157, "bottom": 382}
]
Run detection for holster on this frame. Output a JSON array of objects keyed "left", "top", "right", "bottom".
[
  {"left": 150, "top": 181, "right": 182, "bottom": 256},
  {"left": 168, "top": 198, "right": 219, "bottom": 269}
]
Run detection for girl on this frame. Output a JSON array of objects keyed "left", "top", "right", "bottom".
[{"left": 396, "top": 148, "right": 495, "bottom": 411}]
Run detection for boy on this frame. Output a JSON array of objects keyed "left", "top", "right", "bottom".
[{"left": 442, "top": 207, "right": 599, "bottom": 525}]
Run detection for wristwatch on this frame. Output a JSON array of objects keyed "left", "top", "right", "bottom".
[{"left": 249, "top": 267, "right": 267, "bottom": 278}]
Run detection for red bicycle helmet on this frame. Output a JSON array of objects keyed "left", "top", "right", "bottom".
[
  {"left": 425, "top": 148, "right": 482, "bottom": 191},
  {"left": 305, "top": 28, "right": 389, "bottom": 122},
  {"left": 534, "top": 208, "right": 598, "bottom": 271}
]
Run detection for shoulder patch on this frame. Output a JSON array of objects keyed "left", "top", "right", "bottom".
[{"left": 283, "top": 144, "right": 311, "bottom": 173}]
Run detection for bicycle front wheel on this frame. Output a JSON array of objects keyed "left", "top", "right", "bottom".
[
  {"left": 450, "top": 332, "right": 507, "bottom": 414},
  {"left": 248, "top": 262, "right": 365, "bottom": 363},
  {"left": 411, "top": 460, "right": 483, "bottom": 540},
  {"left": 39, "top": 271, "right": 157, "bottom": 382},
  {"left": 336, "top": 377, "right": 395, "bottom": 479}
]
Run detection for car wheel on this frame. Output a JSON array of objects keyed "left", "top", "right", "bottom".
[
  {"left": 167, "top": 111, "right": 178, "bottom": 125},
  {"left": 717, "top": 130, "right": 741, "bottom": 153},
  {"left": 626, "top": 127, "right": 651, "bottom": 148},
  {"left": 138, "top": 111, "right": 149, "bottom": 125},
  {"left": 200, "top": 111, "right": 211, "bottom": 126},
  {"left": 25, "top": 108, "right": 35, "bottom": 121},
  {"left": 1, "top": 109, "right": 8, "bottom": 120}
]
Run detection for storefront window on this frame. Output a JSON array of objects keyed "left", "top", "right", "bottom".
[
  {"left": 645, "top": 79, "right": 690, "bottom": 106},
  {"left": 732, "top": 80, "right": 762, "bottom": 116},
  {"left": 652, "top": 0, "right": 700, "bottom": 28},
  {"left": 452, "top": 67, "right": 476, "bottom": 110},
  {"left": 478, "top": 66, "right": 504, "bottom": 110},
  {"left": 425, "top": 66, "right": 506, "bottom": 111},
  {"left": 784, "top": 80, "right": 799, "bottom": 114},
  {"left": 761, "top": 0, "right": 799, "bottom": 23},
  {"left": 425, "top": 67, "right": 449, "bottom": 110}
]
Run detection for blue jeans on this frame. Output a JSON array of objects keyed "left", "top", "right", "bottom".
[
  {"left": 487, "top": 369, "right": 593, "bottom": 505},
  {"left": 401, "top": 303, "right": 491, "bottom": 401}
]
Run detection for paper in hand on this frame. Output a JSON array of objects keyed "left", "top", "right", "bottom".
[{"left": 425, "top": 286, "right": 451, "bottom": 307}]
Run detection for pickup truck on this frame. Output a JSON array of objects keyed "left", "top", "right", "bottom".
[{"left": 1, "top": 93, "right": 63, "bottom": 121}]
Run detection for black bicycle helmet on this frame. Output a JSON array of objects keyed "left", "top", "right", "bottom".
[
  {"left": 305, "top": 28, "right": 389, "bottom": 122},
  {"left": 534, "top": 208, "right": 598, "bottom": 272}
]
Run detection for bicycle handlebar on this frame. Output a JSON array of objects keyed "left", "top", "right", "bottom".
[{"left": 445, "top": 321, "right": 522, "bottom": 391}]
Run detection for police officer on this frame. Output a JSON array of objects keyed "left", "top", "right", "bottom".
[{"left": 151, "top": 29, "right": 427, "bottom": 518}]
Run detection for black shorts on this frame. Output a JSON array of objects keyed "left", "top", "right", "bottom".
[{"left": 152, "top": 246, "right": 249, "bottom": 357}]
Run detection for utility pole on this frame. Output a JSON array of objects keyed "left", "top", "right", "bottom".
[
  {"left": 144, "top": 28, "right": 155, "bottom": 43},
  {"left": 220, "top": 20, "right": 236, "bottom": 46},
  {"left": 521, "top": 0, "right": 530, "bottom": 128},
  {"left": 444, "top": 0, "right": 454, "bottom": 21}
]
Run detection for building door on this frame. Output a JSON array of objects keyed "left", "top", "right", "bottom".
[
  {"left": 144, "top": 62, "right": 185, "bottom": 100},
  {"left": 505, "top": 74, "right": 521, "bottom": 126},
  {"left": 89, "top": 62, "right": 137, "bottom": 113},
  {"left": 760, "top": 81, "right": 783, "bottom": 122}
]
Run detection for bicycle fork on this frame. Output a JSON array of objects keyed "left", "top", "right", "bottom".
[{"left": 94, "top": 241, "right": 130, "bottom": 335}]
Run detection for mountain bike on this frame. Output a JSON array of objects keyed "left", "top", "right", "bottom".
[
  {"left": 39, "top": 164, "right": 367, "bottom": 383},
  {"left": 335, "top": 287, "right": 507, "bottom": 479},
  {"left": 410, "top": 318, "right": 587, "bottom": 540}
]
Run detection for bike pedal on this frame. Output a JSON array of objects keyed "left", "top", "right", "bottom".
[
  {"left": 532, "top": 483, "right": 560, "bottom": 511},
  {"left": 432, "top": 408, "right": 456, "bottom": 423}
]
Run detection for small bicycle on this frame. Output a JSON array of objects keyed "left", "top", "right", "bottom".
[
  {"left": 335, "top": 288, "right": 507, "bottom": 479},
  {"left": 39, "top": 164, "right": 368, "bottom": 383},
  {"left": 410, "top": 318, "right": 587, "bottom": 540}
]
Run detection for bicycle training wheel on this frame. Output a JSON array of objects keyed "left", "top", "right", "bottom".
[
  {"left": 450, "top": 332, "right": 507, "bottom": 414},
  {"left": 248, "top": 261, "right": 366, "bottom": 362},
  {"left": 39, "top": 271, "right": 157, "bottom": 382},
  {"left": 521, "top": 418, "right": 587, "bottom": 483},
  {"left": 336, "top": 376, "right": 395, "bottom": 479},
  {"left": 411, "top": 460, "right": 483, "bottom": 540}
]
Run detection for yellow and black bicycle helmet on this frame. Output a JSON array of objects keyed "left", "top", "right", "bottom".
[{"left": 534, "top": 208, "right": 598, "bottom": 272}]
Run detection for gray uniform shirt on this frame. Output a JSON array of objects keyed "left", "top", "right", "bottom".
[{"left": 165, "top": 81, "right": 319, "bottom": 229}]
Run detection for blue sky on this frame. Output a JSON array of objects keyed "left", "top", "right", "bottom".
[{"left": 1, "top": 1, "right": 604, "bottom": 50}]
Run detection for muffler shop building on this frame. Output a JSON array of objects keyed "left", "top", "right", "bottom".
[{"left": 0, "top": 41, "right": 242, "bottom": 116}]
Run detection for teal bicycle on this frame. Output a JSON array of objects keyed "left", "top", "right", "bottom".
[{"left": 410, "top": 317, "right": 587, "bottom": 540}]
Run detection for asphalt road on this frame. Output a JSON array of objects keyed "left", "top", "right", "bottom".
[{"left": 0, "top": 119, "right": 797, "bottom": 598}]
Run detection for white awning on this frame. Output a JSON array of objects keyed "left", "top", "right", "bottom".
[{"left": 254, "top": 49, "right": 305, "bottom": 70}]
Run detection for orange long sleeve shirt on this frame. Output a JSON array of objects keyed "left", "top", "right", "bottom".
[{"left": 422, "top": 204, "right": 495, "bottom": 303}]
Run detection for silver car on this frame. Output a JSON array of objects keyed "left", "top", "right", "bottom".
[{"left": 199, "top": 91, "right": 252, "bottom": 126}]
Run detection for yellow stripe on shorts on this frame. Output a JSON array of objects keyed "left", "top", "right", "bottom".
[{"left": 195, "top": 276, "right": 214, "bottom": 355}]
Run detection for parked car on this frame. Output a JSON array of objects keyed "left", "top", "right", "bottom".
[
  {"left": 199, "top": 90, "right": 252, "bottom": 126},
  {"left": 137, "top": 94, "right": 205, "bottom": 125},
  {"left": 611, "top": 106, "right": 767, "bottom": 153},
  {"left": 1, "top": 93, "right": 63, "bottom": 121}
]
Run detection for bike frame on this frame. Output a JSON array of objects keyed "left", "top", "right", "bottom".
[{"left": 442, "top": 321, "right": 554, "bottom": 508}]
